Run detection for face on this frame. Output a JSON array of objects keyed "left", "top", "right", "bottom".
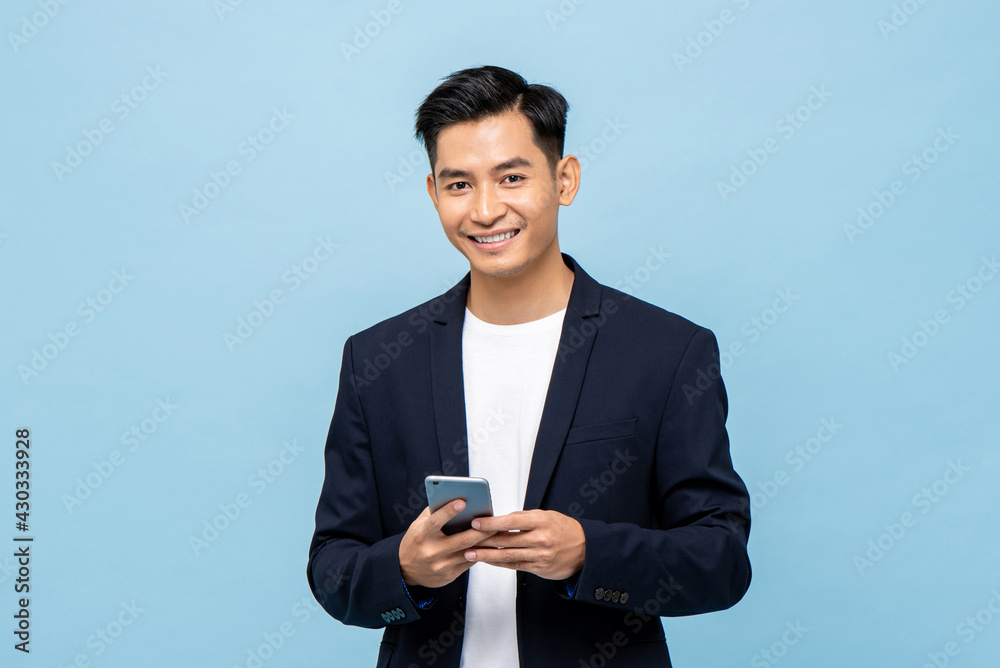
[{"left": 426, "top": 111, "right": 579, "bottom": 280}]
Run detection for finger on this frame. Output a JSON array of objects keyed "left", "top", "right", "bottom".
[
  {"left": 470, "top": 531, "right": 526, "bottom": 549},
  {"left": 444, "top": 524, "right": 500, "bottom": 551},
  {"left": 471, "top": 511, "right": 533, "bottom": 532},
  {"left": 466, "top": 546, "right": 537, "bottom": 565},
  {"left": 428, "top": 499, "right": 467, "bottom": 532}
]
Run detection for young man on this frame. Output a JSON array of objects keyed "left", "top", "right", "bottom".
[{"left": 307, "top": 66, "right": 751, "bottom": 668}]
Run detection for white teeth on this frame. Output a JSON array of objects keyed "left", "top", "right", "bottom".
[{"left": 473, "top": 230, "right": 517, "bottom": 244}]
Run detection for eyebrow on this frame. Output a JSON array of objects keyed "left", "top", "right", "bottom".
[{"left": 436, "top": 157, "right": 533, "bottom": 181}]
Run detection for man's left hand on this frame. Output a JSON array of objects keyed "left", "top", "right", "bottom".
[{"left": 465, "top": 509, "right": 585, "bottom": 581}]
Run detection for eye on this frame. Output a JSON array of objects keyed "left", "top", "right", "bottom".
[
  {"left": 447, "top": 181, "right": 469, "bottom": 191},
  {"left": 503, "top": 175, "right": 523, "bottom": 184}
]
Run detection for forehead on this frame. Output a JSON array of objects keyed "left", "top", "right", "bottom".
[{"left": 435, "top": 111, "right": 542, "bottom": 166}]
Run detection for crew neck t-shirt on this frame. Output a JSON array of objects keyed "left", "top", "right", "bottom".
[{"left": 458, "top": 305, "right": 567, "bottom": 668}]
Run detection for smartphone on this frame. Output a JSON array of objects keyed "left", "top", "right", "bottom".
[{"left": 424, "top": 475, "right": 493, "bottom": 535}]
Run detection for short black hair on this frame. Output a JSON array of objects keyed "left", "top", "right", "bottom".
[{"left": 414, "top": 65, "right": 569, "bottom": 174}]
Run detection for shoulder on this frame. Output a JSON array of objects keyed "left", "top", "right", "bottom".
[
  {"left": 346, "top": 283, "right": 464, "bottom": 353},
  {"left": 566, "top": 253, "right": 712, "bottom": 349},
  {"left": 594, "top": 282, "right": 712, "bottom": 351}
]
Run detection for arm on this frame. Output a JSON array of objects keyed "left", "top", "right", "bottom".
[
  {"left": 305, "top": 336, "right": 430, "bottom": 628},
  {"left": 306, "top": 337, "right": 494, "bottom": 627},
  {"left": 568, "top": 327, "right": 751, "bottom": 614}
]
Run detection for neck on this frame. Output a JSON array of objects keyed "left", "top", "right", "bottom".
[{"left": 465, "top": 248, "right": 574, "bottom": 325}]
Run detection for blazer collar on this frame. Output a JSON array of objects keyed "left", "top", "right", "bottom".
[
  {"left": 427, "top": 252, "right": 605, "bottom": 511},
  {"left": 430, "top": 252, "right": 603, "bottom": 325}
]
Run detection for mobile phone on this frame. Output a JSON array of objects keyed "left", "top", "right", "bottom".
[{"left": 424, "top": 475, "right": 493, "bottom": 535}]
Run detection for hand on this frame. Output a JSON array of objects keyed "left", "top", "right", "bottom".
[
  {"left": 463, "top": 509, "right": 585, "bottom": 580},
  {"left": 398, "top": 500, "right": 500, "bottom": 588}
]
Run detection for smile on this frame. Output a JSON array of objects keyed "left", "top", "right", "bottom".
[{"left": 470, "top": 229, "right": 519, "bottom": 244}]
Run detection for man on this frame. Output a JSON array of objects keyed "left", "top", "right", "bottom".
[{"left": 307, "top": 65, "right": 751, "bottom": 667}]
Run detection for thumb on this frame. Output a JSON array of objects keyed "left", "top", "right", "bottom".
[{"left": 429, "top": 499, "right": 466, "bottom": 532}]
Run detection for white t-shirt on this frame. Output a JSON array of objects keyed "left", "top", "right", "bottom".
[{"left": 458, "top": 305, "right": 567, "bottom": 668}]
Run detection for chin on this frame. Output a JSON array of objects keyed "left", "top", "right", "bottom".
[{"left": 471, "top": 257, "right": 528, "bottom": 278}]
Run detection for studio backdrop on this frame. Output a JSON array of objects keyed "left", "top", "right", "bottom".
[{"left": 2, "top": 1, "right": 998, "bottom": 666}]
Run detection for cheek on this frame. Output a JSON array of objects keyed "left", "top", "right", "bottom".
[
  {"left": 437, "top": 202, "right": 466, "bottom": 230},
  {"left": 505, "top": 190, "right": 550, "bottom": 217},
  {"left": 507, "top": 188, "right": 559, "bottom": 211}
]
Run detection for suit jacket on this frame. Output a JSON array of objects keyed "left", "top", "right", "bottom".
[{"left": 307, "top": 252, "right": 751, "bottom": 668}]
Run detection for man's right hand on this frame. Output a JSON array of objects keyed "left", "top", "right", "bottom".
[{"left": 399, "top": 500, "right": 498, "bottom": 589}]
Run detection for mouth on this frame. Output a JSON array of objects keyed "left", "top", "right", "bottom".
[{"left": 467, "top": 228, "right": 520, "bottom": 249}]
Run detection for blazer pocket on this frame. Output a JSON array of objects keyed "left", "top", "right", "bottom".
[{"left": 564, "top": 417, "right": 637, "bottom": 446}]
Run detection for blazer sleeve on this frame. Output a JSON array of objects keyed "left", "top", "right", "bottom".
[
  {"left": 561, "top": 327, "right": 752, "bottom": 615},
  {"left": 306, "top": 336, "right": 437, "bottom": 628}
]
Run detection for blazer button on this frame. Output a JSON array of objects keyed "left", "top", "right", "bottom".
[
  {"left": 620, "top": 592, "right": 629, "bottom": 604},
  {"left": 603, "top": 589, "right": 612, "bottom": 602},
  {"left": 594, "top": 587, "right": 605, "bottom": 600}
]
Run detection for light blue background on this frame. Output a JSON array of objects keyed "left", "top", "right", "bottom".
[{"left": 2, "top": 1, "right": 998, "bottom": 666}]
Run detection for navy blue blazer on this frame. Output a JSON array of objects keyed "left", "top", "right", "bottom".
[{"left": 307, "top": 253, "right": 751, "bottom": 667}]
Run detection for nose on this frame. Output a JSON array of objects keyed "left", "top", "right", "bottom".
[{"left": 470, "top": 184, "right": 506, "bottom": 225}]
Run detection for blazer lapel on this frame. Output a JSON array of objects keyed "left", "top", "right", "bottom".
[
  {"left": 426, "top": 253, "right": 606, "bottom": 508},
  {"left": 522, "top": 253, "right": 604, "bottom": 511},
  {"left": 428, "top": 273, "right": 472, "bottom": 478}
]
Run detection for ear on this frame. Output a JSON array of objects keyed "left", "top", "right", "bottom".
[
  {"left": 426, "top": 173, "right": 440, "bottom": 211},
  {"left": 555, "top": 154, "right": 581, "bottom": 206}
]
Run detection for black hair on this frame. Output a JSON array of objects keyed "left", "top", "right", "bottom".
[{"left": 414, "top": 65, "right": 569, "bottom": 174}]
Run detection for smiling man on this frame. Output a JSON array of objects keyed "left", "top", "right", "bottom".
[{"left": 307, "top": 65, "right": 751, "bottom": 668}]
